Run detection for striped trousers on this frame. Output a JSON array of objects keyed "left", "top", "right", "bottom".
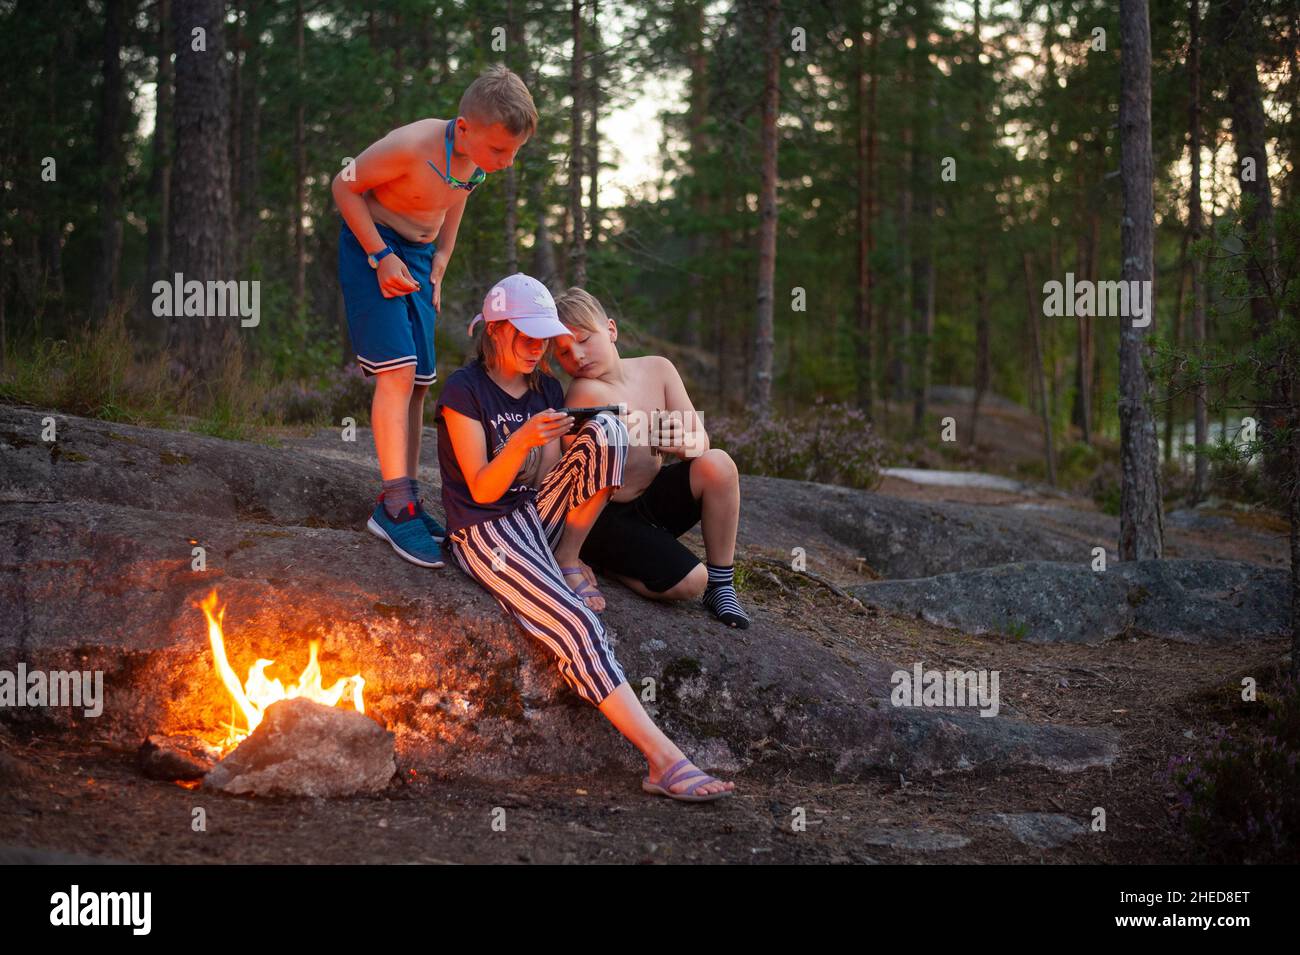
[{"left": 447, "top": 413, "right": 630, "bottom": 706}]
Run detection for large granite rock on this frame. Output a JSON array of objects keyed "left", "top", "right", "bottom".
[
  {"left": 0, "top": 404, "right": 1126, "bottom": 781},
  {"left": 975, "top": 812, "right": 1088, "bottom": 849},
  {"left": 203, "top": 697, "right": 396, "bottom": 797},
  {"left": 0, "top": 496, "right": 1120, "bottom": 779},
  {"left": 736, "top": 475, "right": 1087, "bottom": 578},
  {"left": 853, "top": 559, "right": 1288, "bottom": 644},
  {"left": 0, "top": 404, "right": 374, "bottom": 529}
]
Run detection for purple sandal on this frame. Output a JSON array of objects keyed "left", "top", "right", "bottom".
[
  {"left": 642, "top": 757, "right": 734, "bottom": 802},
  {"left": 560, "top": 566, "right": 605, "bottom": 614}
]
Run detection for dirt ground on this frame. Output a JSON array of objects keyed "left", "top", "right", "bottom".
[{"left": 0, "top": 504, "right": 1282, "bottom": 863}]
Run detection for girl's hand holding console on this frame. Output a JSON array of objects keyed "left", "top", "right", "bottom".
[{"left": 510, "top": 409, "right": 575, "bottom": 449}]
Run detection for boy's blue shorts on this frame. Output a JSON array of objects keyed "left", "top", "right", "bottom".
[{"left": 338, "top": 219, "right": 438, "bottom": 385}]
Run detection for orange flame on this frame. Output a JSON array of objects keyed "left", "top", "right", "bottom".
[{"left": 199, "top": 590, "right": 365, "bottom": 750}]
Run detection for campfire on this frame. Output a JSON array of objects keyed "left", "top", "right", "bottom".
[{"left": 198, "top": 590, "right": 366, "bottom": 752}]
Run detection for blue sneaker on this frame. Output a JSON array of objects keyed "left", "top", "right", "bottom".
[
  {"left": 367, "top": 501, "right": 445, "bottom": 568},
  {"left": 414, "top": 499, "right": 447, "bottom": 543}
]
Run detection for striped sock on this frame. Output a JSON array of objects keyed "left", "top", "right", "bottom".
[
  {"left": 381, "top": 476, "right": 416, "bottom": 518},
  {"left": 702, "top": 563, "right": 750, "bottom": 629}
]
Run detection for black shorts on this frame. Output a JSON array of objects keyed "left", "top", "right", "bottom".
[{"left": 579, "top": 458, "right": 703, "bottom": 594}]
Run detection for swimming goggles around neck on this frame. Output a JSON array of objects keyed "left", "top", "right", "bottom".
[{"left": 427, "top": 118, "right": 487, "bottom": 193}]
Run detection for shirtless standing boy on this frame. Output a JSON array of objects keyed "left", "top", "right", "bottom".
[
  {"left": 551, "top": 289, "right": 750, "bottom": 628},
  {"left": 332, "top": 65, "right": 537, "bottom": 568}
]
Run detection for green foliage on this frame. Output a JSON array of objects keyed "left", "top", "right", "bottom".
[
  {"left": 1091, "top": 470, "right": 1122, "bottom": 516},
  {"left": 0, "top": 0, "right": 1295, "bottom": 470},
  {"left": 1167, "top": 679, "right": 1300, "bottom": 864},
  {"left": 0, "top": 308, "right": 293, "bottom": 441},
  {"left": 707, "top": 397, "right": 887, "bottom": 489},
  {"left": 258, "top": 363, "right": 374, "bottom": 428},
  {"left": 0, "top": 309, "right": 179, "bottom": 427},
  {"left": 1055, "top": 440, "right": 1105, "bottom": 489}
]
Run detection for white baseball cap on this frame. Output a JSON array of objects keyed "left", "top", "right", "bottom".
[{"left": 467, "top": 273, "right": 570, "bottom": 339}]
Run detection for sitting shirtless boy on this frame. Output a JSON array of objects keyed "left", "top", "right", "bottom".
[{"left": 550, "top": 289, "right": 749, "bottom": 628}]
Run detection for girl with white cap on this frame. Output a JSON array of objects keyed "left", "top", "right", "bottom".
[{"left": 433, "top": 273, "right": 735, "bottom": 801}]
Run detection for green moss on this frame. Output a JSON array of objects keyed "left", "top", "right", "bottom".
[
  {"left": 1, "top": 429, "right": 36, "bottom": 449},
  {"left": 1002, "top": 619, "right": 1029, "bottom": 642},
  {"left": 1126, "top": 585, "right": 1152, "bottom": 607},
  {"left": 48, "top": 444, "right": 88, "bottom": 463},
  {"left": 663, "top": 656, "right": 703, "bottom": 684},
  {"left": 159, "top": 451, "right": 190, "bottom": 465}
]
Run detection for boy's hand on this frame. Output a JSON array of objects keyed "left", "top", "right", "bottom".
[
  {"left": 652, "top": 412, "right": 688, "bottom": 458},
  {"left": 377, "top": 254, "right": 421, "bottom": 298},
  {"left": 514, "top": 410, "right": 575, "bottom": 449},
  {"left": 430, "top": 250, "right": 450, "bottom": 311}
]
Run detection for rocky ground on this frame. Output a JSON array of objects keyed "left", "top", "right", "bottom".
[{"left": 0, "top": 401, "right": 1289, "bottom": 863}]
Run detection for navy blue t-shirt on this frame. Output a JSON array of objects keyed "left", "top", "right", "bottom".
[{"left": 433, "top": 357, "right": 566, "bottom": 536}]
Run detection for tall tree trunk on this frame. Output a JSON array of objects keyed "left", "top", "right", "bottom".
[
  {"left": 586, "top": 0, "right": 601, "bottom": 249},
  {"left": 1164, "top": 230, "right": 1190, "bottom": 463},
  {"left": 503, "top": 0, "right": 522, "bottom": 274},
  {"left": 747, "top": 0, "right": 781, "bottom": 412},
  {"left": 970, "top": 254, "right": 990, "bottom": 446},
  {"left": 854, "top": 3, "right": 877, "bottom": 419},
  {"left": 236, "top": 0, "right": 262, "bottom": 275},
  {"left": 503, "top": 165, "right": 519, "bottom": 274},
  {"left": 90, "top": 0, "right": 128, "bottom": 326},
  {"left": 684, "top": 1, "right": 709, "bottom": 349},
  {"left": 910, "top": 2, "right": 936, "bottom": 432},
  {"left": 417, "top": 10, "right": 430, "bottom": 77},
  {"left": 37, "top": 19, "right": 74, "bottom": 335},
  {"left": 568, "top": 0, "right": 586, "bottom": 286},
  {"left": 1215, "top": 0, "right": 1281, "bottom": 482},
  {"left": 39, "top": 225, "right": 64, "bottom": 333},
  {"left": 716, "top": 180, "right": 735, "bottom": 401},
  {"left": 169, "top": 0, "right": 234, "bottom": 377},
  {"left": 969, "top": 0, "right": 991, "bottom": 446},
  {"left": 1024, "top": 252, "right": 1057, "bottom": 485},
  {"left": 292, "top": 0, "right": 306, "bottom": 319},
  {"left": 910, "top": 75, "right": 936, "bottom": 434},
  {"left": 146, "top": 0, "right": 174, "bottom": 342},
  {"left": 1086, "top": 206, "right": 1101, "bottom": 432},
  {"left": 230, "top": 0, "right": 242, "bottom": 233},
  {"left": 892, "top": 29, "right": 913, "bottom": 404},
  {"left": 0, "top": 227, "right": 6, "bottom": 371},
  {"left": 1117, "top": 0, "right": 1164, "bottom": 559},
  {"left": 529, "top": 174, "right": 559, "bottom": 289},
  {"left": 1189, "top": 0, "right": 1209, "bottom": 502},
  {"left": 1072, "top": 170, "right": 1093, "bottom": 444}
]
